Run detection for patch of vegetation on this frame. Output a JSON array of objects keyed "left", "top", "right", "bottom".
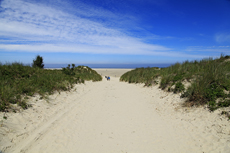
[
  {"left": 72, "top": 65, "right": 103, "bottom": 82},
  {"left": 174, "top": 82, "right": 185, "bottom": 93},
  {"left": 221, "top": 111, "right": 230, "bottom": 119},
  {"left": 120, "top": 67, "right": 160, "bottom": 85},
  {"left": 0, "top": 61, "right": 102, "bottom": 112},
  {"left": 32, "top": 55, "right": 44, "bottom": 68},
  {"left": 120, "top": 55, "right": 230, "bottom": 111}
]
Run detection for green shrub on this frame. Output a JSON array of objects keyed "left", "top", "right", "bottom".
[
  {"left": 174, "top": 82, "right": 185, "bottom": 93},
  {"left": 62, "top": 64, "right": 75, "bottom": 76},
  {"left": 32, "top": 55, "right": 44, "bottom": 68},
  {"left": 173, "top": 74, "right": 184, "bottom": 83}
]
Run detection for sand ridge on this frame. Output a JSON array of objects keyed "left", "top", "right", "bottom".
[{"left": 1, "top": 69, "right": 230, "bottom": 153}]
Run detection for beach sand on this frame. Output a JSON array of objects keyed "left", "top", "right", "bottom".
[
  {"left": 1, "top": 69, "right": 230, "bottom": 153},
  {"left": 94, "top": 68, "right": 133, "bottom": 77}
]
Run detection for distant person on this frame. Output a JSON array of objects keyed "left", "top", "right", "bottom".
[{"left": 107, "top": 76, "right": 110, "bottom": 81}]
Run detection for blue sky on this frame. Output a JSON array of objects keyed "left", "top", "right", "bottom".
[{"left": 0, "top": 0, "right": 230, "bottom": 65}]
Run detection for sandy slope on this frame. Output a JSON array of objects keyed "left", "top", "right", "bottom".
[{"left": 1, "top": 71, "right": 230, "bottom": 153}]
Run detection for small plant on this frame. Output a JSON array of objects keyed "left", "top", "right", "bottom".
[
  {"left": 205, "top": 83, "right": 224, "bottom": 102},
  {"left": 24, "top": 96, "right": 29, "bottom": 100},
  {"left": 32, "top": 55, "right": 44, "bottom": 68},
  {"left": 168, "top": 87, "right": 171, "bottom": 92},
  {"left": 173, "top": 74, "right": 183, "bottom": 83},
  {"left": 0, "top": 120, "right": 3, "bottom": 127},
  {"left": 174, "top": 82, "right": 185, "bottom": 93},
  {"left": 3, "top": 116, "right": 7, "bottom": 120},
  {"left": 221, "top": 111, "right": 230, "bottom": 119},
  {"left": 209, "top": 101, "right": 217, "bottom": 111},
  {"left": 62, "top": 64, "right": 76, "bottom": 76},
  {"left": 218, "top": 100, "right": 230, "bottom": 107}
]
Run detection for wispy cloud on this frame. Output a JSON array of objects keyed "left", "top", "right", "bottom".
[
  {"left": 0, "top": 0, "right": 121, "bottom": 42},
  {"left": 0, "top": 0, "right": 174, "bottom": 55},
  {"left": 0, "top": 0, "right": 212, "bottom": 60},
  {"left": 185, "top": 46, "right": 230, "bottom": 53},
  {"left": 215, "top": 33, "right": 230, "bottom": 43}
]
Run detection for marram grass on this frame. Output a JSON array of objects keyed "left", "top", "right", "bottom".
[
  {"left": 0, "top": 63, "right": 102, "bottom": 112},
  {"left": 120, "top": 55, "right": 230, "bottom": 111}
]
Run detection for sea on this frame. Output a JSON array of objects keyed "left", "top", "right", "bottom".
[{"left": 44, "top": 63, "right": 172, "bottom": 69}]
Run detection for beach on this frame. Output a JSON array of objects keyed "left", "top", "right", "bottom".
[
  {"left": 1, "top": 69, "right": 230, "bottom": 153},
  {"left": 93, "top": 68, "right": 133, "bottom": 77}
]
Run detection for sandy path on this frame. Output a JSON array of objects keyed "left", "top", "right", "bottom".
[
  {"left": 93, "top": 69, "right": 133, "bottom": 77},
  {"left": 2, "top": 76, "right": 230, "bottom": 153}
]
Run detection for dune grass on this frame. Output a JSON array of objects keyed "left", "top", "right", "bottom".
[
  {"left": 120, "top": 67, "right": 161, "bottom": 85},
  {"left": 62, "top": 64, "right": 103, "bottom": 82},
  {"left": 0, "top": 63, "right": 102, "bottom": 112},
  {"left": 120, "top": 55, "right": 230, "bottom": 111}
]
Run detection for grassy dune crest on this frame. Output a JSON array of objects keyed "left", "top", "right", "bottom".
[
  {"left": 120, "top": 55, "right": 230, "bottom": 112},
  {"left": 0, "top": 63, "right": 102, "bottom": 112}
]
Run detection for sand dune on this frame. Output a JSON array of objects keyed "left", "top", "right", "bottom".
[{"left": 1, "top": 69, "right": 230, "bottom": 153}]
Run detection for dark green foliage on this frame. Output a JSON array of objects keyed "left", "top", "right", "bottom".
[
  {"left": 0, "top": 63, "right": 102, "bottom": 112},
  {"left": 208, "top": 100, "right": 230, "bottom": 111},
  {"left": 221, "top": 111, "right": 230, "bottom": 119},
  {"left": 218, "top": 100, "right": 230, "bottom": 107},
  {"left": 120, "top": 55, "right": 230, "bottom": 111},
  {"left": 32, "top": 55, "right": 44, "bottom": 68},
  {"left": 173, "top": 75, "right": 184, "bottom": 83},
  {"left": 62, "top": 64, "right": 76, "bottom": 76},
  {"left": 174, "top": 82, "right": 185, "bottom": 93},
  {"left": 205, "top": 83, "right": 224, "bottom": 102}
]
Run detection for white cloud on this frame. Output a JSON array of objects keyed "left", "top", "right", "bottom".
[
  {"left": 185, "top": 46, "right": 230, "bottom": 53},
  {"left": 0, "top": 0, "right": 203, "bottom": 60},
  {"left": 0, "top": 43, "right": 204, "bottom": 59},
  {"left": 0, "top": 0, "right": 175, "bottom": 56},
  {"left": 215, "top": 33, "right": 230, "bottom": 43},
  {"left": 0, "top": 43, "right": 169, "bottom": 55}
]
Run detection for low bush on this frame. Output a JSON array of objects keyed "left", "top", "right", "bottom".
[
  {"left": 174, "top": 82, "right": 185, "bottom": 93},
  {"left": 32, "top": 55, "right": 44, "bottom": 68},
  {"left": 62, "top": 64, "right": 76, "bottom": 76}
]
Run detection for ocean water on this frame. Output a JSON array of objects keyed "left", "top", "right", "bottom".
[{"left": 44, "top": 63, "right": 172, "bottom": 69}]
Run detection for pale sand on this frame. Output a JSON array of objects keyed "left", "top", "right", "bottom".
[
  {"left": 93, "top": 68, "right": 133, "bottom": 77},
  {"left": 1, "top": 69, "right": 230, "bottom": 153}
]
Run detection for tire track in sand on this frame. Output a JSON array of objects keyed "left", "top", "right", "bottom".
[{"left": 6, "top": 77, "right": 230, "bottom": 153}]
